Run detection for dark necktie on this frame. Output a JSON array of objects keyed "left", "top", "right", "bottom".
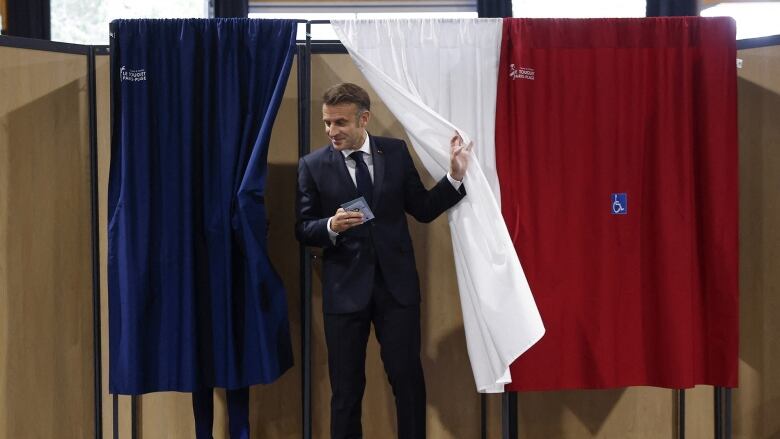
[{"left": 350, "top": 151, "right": 373, "bottom": 206}]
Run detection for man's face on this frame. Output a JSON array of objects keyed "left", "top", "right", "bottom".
[{"left": 322, "top": 103, "right": 370, "bottom": 151}]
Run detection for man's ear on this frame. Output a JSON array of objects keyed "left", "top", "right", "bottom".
[{"left": 359, "top": 110, "right": 371, "bottom": 128}]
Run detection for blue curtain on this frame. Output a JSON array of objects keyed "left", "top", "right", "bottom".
[{"left": 108, "top": 19, "right": 296, "bottom": 394}]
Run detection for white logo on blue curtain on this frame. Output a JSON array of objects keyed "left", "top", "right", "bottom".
[
  {"left": 509, "top": 64, "right": 535, "bottom": 80},
  {"left": 611, "top": 193, "right": 627, "bottom": 215},
  {"left": 120, "top": 66, "right": 147, "bottom": 82}
]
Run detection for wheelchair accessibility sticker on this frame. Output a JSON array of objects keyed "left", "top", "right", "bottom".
[{"left": 611, "top": 193, "right": 627, "bottom": 215}]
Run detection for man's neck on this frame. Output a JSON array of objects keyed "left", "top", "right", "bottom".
[
  {"left": 353, "top": 131, "right": 367, "bottom": 151},
  {"left": 346, "top": 131, "right": 368, "bottom": 152}
]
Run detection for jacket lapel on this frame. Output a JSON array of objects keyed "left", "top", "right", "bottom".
[{"left": 369, "top": 135, "right": 385, "bottom": 208}]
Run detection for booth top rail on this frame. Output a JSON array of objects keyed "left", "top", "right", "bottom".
[
  {"left": 737, "top": 34, "right": 780, "bottom": 50},
  {"left": 7, "top": 21, "right": 773, "bottom": 54},
  {"left": 0, "top": 35, "right": 91, "bottom": 55}
]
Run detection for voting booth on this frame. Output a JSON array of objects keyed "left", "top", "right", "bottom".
[{"left": 2, "top": 22, "right": 780, "bottom": 439}]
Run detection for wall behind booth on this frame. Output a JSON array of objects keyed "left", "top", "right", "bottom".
[
  {"left": 0, "top": 45, "right": 95, "bottom": 438},
  {"left": 734, "top": 43, "right": 780, "bottom": 439}
]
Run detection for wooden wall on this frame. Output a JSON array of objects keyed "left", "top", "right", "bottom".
[
  {"left": 733, "top": 43, "right": 780, "bottom": 439},
  {"left": 0, "top": 46, "right": 95, "bottom": 438}
]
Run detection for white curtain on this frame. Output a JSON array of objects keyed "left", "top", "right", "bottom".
[{"left": 332, "top": 19, "right": 545, "bottom": 393}]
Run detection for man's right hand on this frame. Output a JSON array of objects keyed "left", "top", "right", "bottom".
[{"left": 330, "top": 208, "right": 365, "bottom": 233}]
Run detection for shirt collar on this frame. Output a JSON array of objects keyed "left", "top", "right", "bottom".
[{"left": 340, "top": 132, "right": 371, "bottom": 159}]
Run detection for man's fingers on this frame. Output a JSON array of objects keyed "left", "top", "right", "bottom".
[
  {"left": 342, "top": 216, "right": 364, "bottom": 228},
  {"left": 451, "top": 130, "right": 464, "bottom": 147},
  {"left": 336, "top": 211, "right": 364, "bottom": 227},
  {"left": 335, "top": 209, "right": 363, "bottom": 219},
  {"left": 453, "top": 142, "right": 473, "bottom": 157},
  {"left": 333, "top": 207, "right": 365, "bottom": 232}
]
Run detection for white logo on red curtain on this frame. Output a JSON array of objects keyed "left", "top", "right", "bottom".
[
  {"left": 120, "top": 66, "right": 147, "bottom": 82},
  {"left": 510, "top": 64, "right": 534, "bottom": 81}
]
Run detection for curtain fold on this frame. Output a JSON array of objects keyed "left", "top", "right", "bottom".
[
  {"left": 332, "top": 18, "right": 545, "bottom": 393},
  {"left": 108, "top": 18, "right": 296, "bottom": 394},
  {"left": 497, "top": 17, "right": 739, "bottom": 390}
]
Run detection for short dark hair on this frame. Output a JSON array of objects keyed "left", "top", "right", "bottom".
[{"left": 322, "top": 83, "right": 371, "bottom": 112}]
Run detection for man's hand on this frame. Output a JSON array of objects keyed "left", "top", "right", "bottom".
[
  {"left": 450, "top": 131, "right": 472, "bottom": 181},
  {"left": 330, "top": 207, "right": 365, "bottom": 233}
]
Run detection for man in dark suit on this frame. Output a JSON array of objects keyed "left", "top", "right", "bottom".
[{"left": 295, "top": 83, "right": 470, "bottom": 439}]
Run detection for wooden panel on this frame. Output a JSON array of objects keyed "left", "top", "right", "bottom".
[
  {"left": 481, "top": 387, "right": 712, "bottom": 439},
  {"left": 0, "top": 46, "right": 94, "bottom": 438},
  {"left": 514, "top": 388, "right": 676, "bottom": 439},
  {"left": 487, "top": 390, "right": 689, "bottom": 439},
  {"left": 734, "top": 44, "right": 780, "bottom": 439},
  {"left": 687, "top": 386, "right": 715, "bottom": 439}
]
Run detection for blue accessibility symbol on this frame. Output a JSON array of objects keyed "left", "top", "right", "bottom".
[{"left": 611, "top": 193, "right": 627, "bottom": 215}]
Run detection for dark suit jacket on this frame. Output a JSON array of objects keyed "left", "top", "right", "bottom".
[{"left": 295, "top": 135, "right": 466, "bottom": 314}]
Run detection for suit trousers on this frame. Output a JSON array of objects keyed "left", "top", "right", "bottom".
[
  {"left": 324, "top": 268, "right": 426, "bottom": 439},
  {"left": 192, "top": 387, "right": 249, "bottom": 439}
]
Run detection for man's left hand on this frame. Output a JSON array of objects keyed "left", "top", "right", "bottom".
[{"left": 450, "top": 131, "right": 472, "bottom": 181}]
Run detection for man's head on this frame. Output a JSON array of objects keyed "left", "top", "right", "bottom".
[{"left": 322, "top": 83, "right": 371, "bottom": 151}]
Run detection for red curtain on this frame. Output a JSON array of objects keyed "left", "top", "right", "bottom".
[{"left": 496, "top": 17, "right": 738, "bottom": 390}]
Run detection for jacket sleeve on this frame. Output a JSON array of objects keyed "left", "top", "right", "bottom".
[
  {"left": 295, "top": 157, "right": 334, "bottom": 248},
  {"left": 400, "top": 141, "right": 466, "bottom": 223}
]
